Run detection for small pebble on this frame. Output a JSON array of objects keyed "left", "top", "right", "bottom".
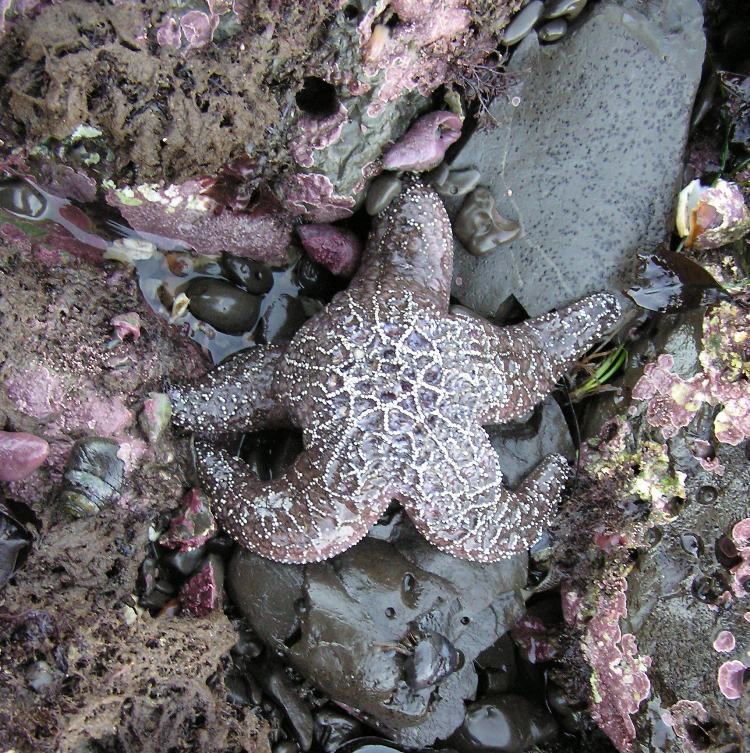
[
  {"left": 450, "top": 693, "right": 558, "bottom": 753},
  {"left": 313, "top": 707, "right": 362, "bottom": 753},
  {"left": 404, "top": 631, "right": 460, "bottom": 689},
  {"left": 366, "top": 174, "right": 402, "bottom": 215},
  {"left": 186, "top": 277, "right": 261, "bottom": 335},
  {"left": 222, "top": 253, "right": 274, "bottom": 294},
  {"left": 455, "top": 187, "right": 521, "bottom": 256},
  {"left": 0, "top": 181, "right": 46, "bottom": 218},
  {"left": 543, "top": 0, "right": 587, "bottom": 19},
  {"left": 502, "top": 1, "right": 545, "bottom": 45},
  {"left": 58, "top": 437, "right": 124, "bottom": 517},
  {"left": 297, "top": 224, "right": 362, "bottom": 277},
  {"left": 537, "top": 18, "right": 567, "bottom": 42},
  {"left": 180, "top": 553, "right": 225, "bottom": 617},
  {"left": 431, "top": 167, "right": 482, "bottom": 198},
  {"left": 139, "top": 392, "right": 172, "bottom": 445}
]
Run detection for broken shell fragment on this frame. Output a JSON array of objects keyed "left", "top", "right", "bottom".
[
  {"left": 676, "top": 179, "right": 750, "bottom": 250},
  {"left": 455, "top": 186, "right": 521, "bottom": 256}
]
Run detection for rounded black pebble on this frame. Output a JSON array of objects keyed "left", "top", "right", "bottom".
[
  {"left": 222, "top": 253, "right": 275, "bottom": 294},
  {"left": 187, "top": 277, "right": 261, "bottom": 334}
]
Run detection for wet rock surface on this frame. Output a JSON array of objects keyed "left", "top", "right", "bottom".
[
  {"left": 229, "top": 517, "right": 527, "bottom": 747},
  {"left": 449, "top": 0, "right": 706, "bottom": 317}
]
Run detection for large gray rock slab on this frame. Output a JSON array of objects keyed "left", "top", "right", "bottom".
[{"left": 449, "top": 0, "right": 705, "bottom": 318}]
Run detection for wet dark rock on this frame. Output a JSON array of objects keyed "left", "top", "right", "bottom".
[
  {"left": 161, "top": 545, "right": 207, "bottom": 578},
  {"left": 294, "top": 257, "right": 338, "bottom": 298},
  {"left": 545, "top": 683, "right": 586, "bottom": 732},
  {"left": 0, "top": 535, "right": 28, "bottom": 587},
  {"left": 313, "top": 707, "right": 363, "bottom": 753},
  {"left": 222, "top": 254, "right": 275, "bottom": 294},
  {"left": 273, "top": 742, "right": 299, "bottom": 753},
  {"left": 449, "top": 0, "right": 705, "bottom": 317},
  {"left": 259, "top": 294, "right": 321, "bottom": 343},
  {"left": 262, "top": 666, "right": 315, "bottom": 751},
  {"left": 366, "top": 174, "right": 402, "bottom": 216},
  {"left": 58, "top": 437, "right": 124, "bottom": 518},
  {"left": 404, "top": 632, "right": 460, "bottom": 690},
  {"left": 186, "top": 277, "right": 261, "bottom": 335},
  {"left": 449, "top": 694, "right": 558, "bottom": 753},
  {"left": 229, "top": 518, "right": 526, "bottom": 747},
  {"left": 625, "top": 250, "right": 726, "bottom": 314},
  {"left": 486, "top": 397, "right": 575, "bottom": 487},
  {"left": 476, "top": 634, "right": 518, "bottom": 696}
]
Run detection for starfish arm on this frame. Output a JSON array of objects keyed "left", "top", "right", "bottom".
[
  {"left": 351, "top": 176, "right": 453, "bottom": 308},
  {"left": 169, "top": 344, "right": 290, "bottom": 438},
  {"left": 194, "top": 437, "right": 392, "bottom": 563},
  {"left": 446, "top": 292, "right": 621, "bottom": 423},
  {"left": 403, "top": 427, "right": 570, "bottom": 562}
]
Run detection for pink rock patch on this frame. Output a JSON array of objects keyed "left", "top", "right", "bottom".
[
  {"left": 297, "top": 223, "right": 362, "bottom": 277},
  {"left": 0, "top": 431, "right": 49, "bottom": 482}
]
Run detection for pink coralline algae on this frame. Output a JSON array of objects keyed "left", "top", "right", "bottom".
[
  {"left": 290, "top": 101, "right": 349, "bottom": 169},
  {"left": 717, "top": 660, "right": 746, "bottom": 700},
  {"left": 297, "top": 223, "right": 362, "bottom": 277},
  {"left": 106, "top": 181, "right": 293, "bottom": 264},
  {"left": 156, "top": 16, "right": 181, "bottom": 48},
  {"left": 280, "top": 172, "right": 357, "bottom": 223},
  {"left": 665, "top": 700, "right": 710, "bottom": 753},
  {"left": 4, "top": 365, "right": 64, "bottom": 421},
  {"left": 563, "top": 578, "right": 651, "bottom": 753},
  {"left": 180, "top": 10, "right": 219, "bottom": 50},
  {"left": 160, "top": 488, "right": 217, "bottom": 553},
  {"left": 358, "top": 0, "right": 472, "bottom": 111},
  {"left": 712, "top": 630, "right": 736, "bottom": 652},
  {"left": 383, "top": 111, "right": 463, "bottom": 172},
  {"left": 730, "top": 518, "right": 750, "bottom": 598},
  {"left": 0, "top": 430, "right": 49, "bottom": 482},
  {"left": 179, "top": 555, "right": 224, "bottom": 617},
  {"left": 510, "top": 615, "right": 559, "bottom": 664},
  {"left": 631, "top": 301, "right": 750, "bottom": 446}
]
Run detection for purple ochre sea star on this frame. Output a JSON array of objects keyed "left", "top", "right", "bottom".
[{"left": 170, "top": 177, "right": 622, "bottom": 564}]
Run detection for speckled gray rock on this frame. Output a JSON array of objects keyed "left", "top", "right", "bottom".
[{"left": 449, "top": 0, "right": 705, "bottom": 317}]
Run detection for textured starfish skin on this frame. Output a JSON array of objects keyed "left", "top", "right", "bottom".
[{"left": 171, "top": 178, "right": 621, "bottom": 563}]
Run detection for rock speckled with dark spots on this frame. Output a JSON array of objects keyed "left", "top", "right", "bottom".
[
  {"left": 449, "top": 0, "right": 705, "bottom": 317},
  {"left": 171, "top": 178, "right": 621, "bottom": 564}
]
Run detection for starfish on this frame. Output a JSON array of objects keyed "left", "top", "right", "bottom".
[{"left": 170, "top": 177, "right": 621, "bottom": 564}]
